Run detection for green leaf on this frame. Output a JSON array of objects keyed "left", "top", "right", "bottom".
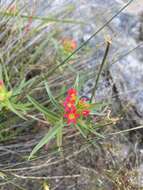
[
  {"left": 78, "top": 120, "right": 104, "bottom": 138},
  {"left": 27, "top": 95, "right": 59, "bottom": 122},
  {"left": 0, "top": 171, "right": 7, "bottom": 179},
  {"left": 45, "top": 82, "right": 62, "bottom": 111},
  {"left": 75, "top": 124, "right": 87, "bottom": 139},
  {"left": 12, "top": 78, "right": 35, "bottom": 96},
  {"left": 0, "top": 11, "right": 84, "bottom": 24},
  {"left": 90, "top": 42, "right": 110, "bottom": 102},
  {"left": 28, "top": 122, "right": 62, "bottom": 160},
  {"left": 7, "top": 101, "right": 26, "bottom": 120}
]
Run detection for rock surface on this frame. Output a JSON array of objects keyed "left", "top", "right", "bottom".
[{"left": 74, "top": 0, "right": 143, "bottom": 125}]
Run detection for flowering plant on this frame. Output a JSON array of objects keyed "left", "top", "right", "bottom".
[
  {"left": 0, "top": 80, "right": 12, "bottom": 104},
  {"left": 63, "top": 88, "right": 91, "bottom": 125},
  {"left": 57, "top": 38, "right": 77, "bottom": 67},
  {"left": 28, "top": 81, "right": 114, "bottom": 159},
  {"left": 0, "top": 77, "right": 31, "bottom": 119},
  {"left": 62, "top": 38, "right": 77, "bottom": 53}
]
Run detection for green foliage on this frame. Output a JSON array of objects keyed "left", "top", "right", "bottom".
[
  {"left": 29, "top": 120, "right": 64, "bottom": 160},
  {"left": 0, "top": 69, "right": 31, "bottom": 119},
  {"left": 0, "top": 0, "right": 119, "bottom": 163},
  {"left": 27, "top": 79, "right": 112, "bottom": 159}
]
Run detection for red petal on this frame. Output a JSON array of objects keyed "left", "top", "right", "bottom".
[{"left": 0, "top": 80, "right": 4, "bottom": 86}]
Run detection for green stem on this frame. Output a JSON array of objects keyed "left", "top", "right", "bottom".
[
  {"left": 90, "top": 41, "right": 111, "bottom": 102},
  {"left": 0, "top": 11, "right": 84, "bottom": 24}
]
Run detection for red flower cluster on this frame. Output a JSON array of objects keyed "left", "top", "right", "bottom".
[
  {"left": 0, "top": 80, "right": 3, "bottom": 86},
  {"left": 78, "top": 98, "right": 90, "bottom": 117},
  {"left": 0, "top": 80, "right": 5, "bottom": 101},
  {"left": 82, "top": 109, "right": 90, "bottom": 116},
  {"left": 62, "top": 38, "right": 77, "bottom": 52},
  {"left": 0, "top": 80, "right": 4, "bottom": 91},
  {"left": 64, "top": 88, "right": 91, "bottom": 125},
  {"left": 64, "top": 88, "right": 79, "bottom": 125}
]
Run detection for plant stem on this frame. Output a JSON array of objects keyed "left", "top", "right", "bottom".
[{"left": 90, "top": 41, "right": 111, "bottom": 102}]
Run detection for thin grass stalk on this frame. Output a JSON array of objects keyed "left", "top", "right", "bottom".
[
  {"left": 90, "top": 41, "right": 111, "bottom": 102},
  {"left": 110, "top": 42, "right": 143, "bottom": 66},
  {"left": 0, "top": 11, "right": 84, "bottom": 24}
]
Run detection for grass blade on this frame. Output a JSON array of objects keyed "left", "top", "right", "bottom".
[
  {"left": 45, "top": 82, "right": 62, "bottom": 111},
  {"left": 27, "top": 95, "right": 60, "bottom": 122},
  {"left": 75, "top": 124, "right": 87, "bottom": 139},
  {"left": 28, "top": 122, "right": 62, "bottom": 160},
  {"left": 90, "top": 41, "right": 111, "bottom": 102},
  {"left": 7, "top": 101, "right": 26, "bottom": 120}
]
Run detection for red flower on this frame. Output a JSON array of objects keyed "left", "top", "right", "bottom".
[
  {"left": 70, "top": 94, "right": 76, "bottom": 101},
  {"left": 64, "top": 95, "right": 75, "bottom": 105},
  {"left": 63, "top": 89, "right": 77, "bottom": 113},
  {"left": 82, "top": 110, "right": 90, "bottom": 117},
  {"left": 64, "top": 96, "right": 75, "bottom": 104},
  {"left": 64, "top": 110, "right": 79, "bottom": 124},
  {"left": 78, "top": 99, "right": 90, "bottom": 110},
  {"left": 0, "top": 80, "right": 4, "bottom": 91},
  {"left": 62, "top": 39, "right": 77, "bottom": 52},
  {"left": 70, "top": 39, "right": 77, "bottom": 50},
  {"left": 63, "top": 100, "right": 76, "bottom": 112},
  {"left": 0, "top": 80, "right": 4, "bottom": 86},
  {"left": 63, "top": 88, "right": 91, "bottom": 125},
  {"left": 67, "top": 88, "right": 77, "bottom": 96}
]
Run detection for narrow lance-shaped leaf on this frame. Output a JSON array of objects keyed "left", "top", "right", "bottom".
[
  {"left": 27, "top": 95, "right": 59, "bottom": 122},
  {"left": 75, "top": 124, "right": 87, "bottom": 139},
  {"left": 90, "top": 41, "right": 111, "bottom": 102},
  {"left": 78, "top": 120, "right": 104, "bottom": 138},
  {"left": 7, "top": 101, "right": 26, "bottom": 120},
  {"left": 28, "top": 122, "right": 62, "bottom": 160},
  {"left": 45, "top": 82, "right": 63, "bottom": 111}
]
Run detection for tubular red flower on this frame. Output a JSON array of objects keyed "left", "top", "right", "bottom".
[
  {"left": 82, "top": 110, "right": 90, "bottom": 117},
  {"left": 70, "top": 40, "right": 77, "bottom": 50},
  {"left": 62, "top": 39, "right": 77, "bottom": 52},
  {"left": 64, "top": 88, "right": 91, "bottom": 125},
  {"left": 78, "top": 99, "right": 90, "bottom": 109},
  {"left": 64, "top": 96, "right": 75, "bottom": 104},
  {"left": 67, "top": 88, "right": 77, "bottom": 96},
  {"left": 69, "top": 94, "right": 76, "bottom": 101},
  {"left": 64, "top": 96, "right": 75, "bottom": 107},
  {"left": 64, "top": 102, "right": 76, "bottom": 112},
  {"left": 0, "top": 80, "right": 4, "bottom": 91},
  {"left": 0, "top": 80, "right": 4, "bottom": 86},
  {"left": 64, "top": 110, "right": 79, "bottom": 124}
]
